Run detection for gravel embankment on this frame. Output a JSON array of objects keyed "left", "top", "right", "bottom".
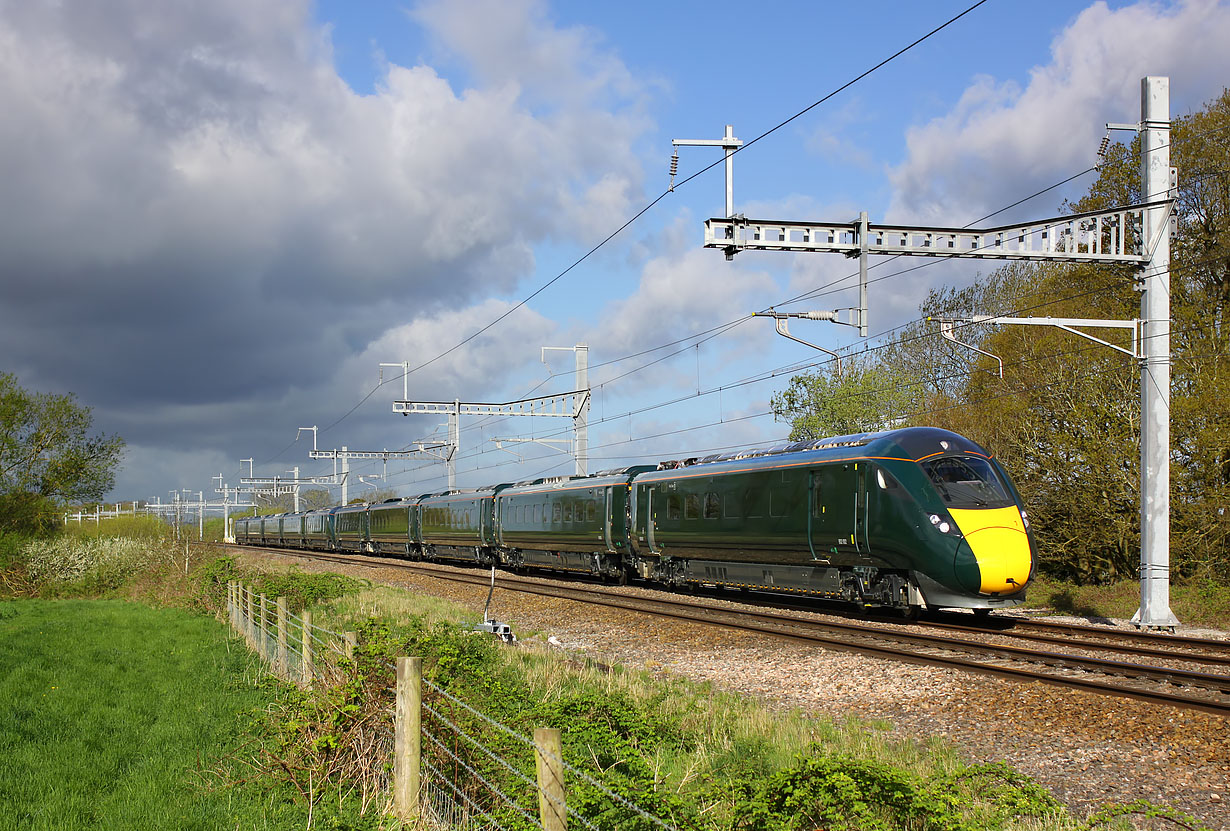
[{"left": 239, "top": 550, "right": 1230, "bottom": 829}]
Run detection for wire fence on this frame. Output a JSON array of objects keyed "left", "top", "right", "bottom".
[{"left": 225, "top": 581, "right": 678, "bottom": 831}]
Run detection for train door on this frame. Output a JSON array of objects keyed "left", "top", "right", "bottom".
[
  {"left": 603, "top": 487, "right": 614, "bottom": 551},
  {"left": 853, "top": 464, "right": 869, "bottom": 555},
  {"left": 809, "top": 464, "right": 868, "bottom": 562}
]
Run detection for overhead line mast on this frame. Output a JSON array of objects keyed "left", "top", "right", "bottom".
[{"left": 686, "top": 77, "right": 1179, "bottom": 629}]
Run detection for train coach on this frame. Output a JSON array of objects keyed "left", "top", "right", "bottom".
[{"left": 232, "top": 426, "right": 1035, "bottom": 613}]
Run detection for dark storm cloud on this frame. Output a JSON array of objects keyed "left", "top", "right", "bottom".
[{"left": 0, "top": 0, "right": 648, "bottom": 498}]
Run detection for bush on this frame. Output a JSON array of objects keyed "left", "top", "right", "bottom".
[{"left": 21, "top": 536, "right": 166, "bottom": 597}]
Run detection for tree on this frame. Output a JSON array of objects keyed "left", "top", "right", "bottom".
[
  {"left": 0, "top": 374, "right": 125, "bottom": 533},
  {"left": 770, "top": 356, "right": 925, "bottom": 440}
]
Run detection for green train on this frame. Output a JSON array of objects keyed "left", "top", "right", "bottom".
[{"left": 234, "top": 426, "right": 1034, "bottom": 613}]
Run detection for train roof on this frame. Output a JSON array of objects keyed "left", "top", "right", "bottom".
[
  {"left": 499, "top": 466, "right": 658, "bottom": 496},
  {"left": 640, "top": 426, "right": 992, "bottom": 480}
]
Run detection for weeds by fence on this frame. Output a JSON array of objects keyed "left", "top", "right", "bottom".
[{"left": 225, "top": 580, "right": 677, "bottom": 831}]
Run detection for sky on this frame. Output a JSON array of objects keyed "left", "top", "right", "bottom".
[{"left": 3, "top": 0, "right": 1230, "bottom": 508}]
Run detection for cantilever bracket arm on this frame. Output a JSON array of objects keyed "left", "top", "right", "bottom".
[
  {"left": 754, "top": 310, "right": 843, "bottom": 377},
  {"left": 968, "top": 315, "right": 1141, "bottom": 360},
  {"left": 493, "top": 436, "right": 573, "bottom": 462},
  {"left": 933, "top": 318, "right": 1004, "bottom": 378},
  {"left": 931, "top": 314, "right": 1143, "bottom": 376}
]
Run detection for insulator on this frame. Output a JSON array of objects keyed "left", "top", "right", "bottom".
[{"left": 669, "top": 151, "right": 679, "bottom": 177}]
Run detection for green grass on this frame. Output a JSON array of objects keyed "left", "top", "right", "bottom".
[
  {"left": 0, "top": 599, "right": 304, "bottom": 830},
  {"left": 1025, "top": 572, "right": 1230, "bottom": 629},
  {"left": 59, "top": 513, "right": 170, "bottom": 542}
]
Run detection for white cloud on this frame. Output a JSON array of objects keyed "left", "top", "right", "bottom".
[
  {"left": 346, "top": 299, "right": 559, "bottom": 403},
  {"left": 887, "top": 0, "right": 1230, "bottom": 226}
]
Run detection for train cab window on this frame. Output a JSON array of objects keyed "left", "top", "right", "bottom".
[
  {"left": 563, "top": 503, "right": 573, "bottom": 523},
  {"left": 704, "top": 492, "right": 720, "bottom": 520},
  {"left": 552, "top": 503, "right": 562, "bottom": 523},
  {"left": 922, "top": 456, "right": 1013, "bottom": 508},
  {"left": 586, "top": 501, "right": 596, "bottom": 522},
  {"left": 875, "top": 468, "right": 900, "bottom": 490},
  {"left": 684, "top": 493, "right": 700, "bottom": 520},
  {"left": 666, "top": 493, "right": 682, "bottom": 520}
]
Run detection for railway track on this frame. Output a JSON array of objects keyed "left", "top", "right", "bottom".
[{"left": 224, "top": 543, "right": 1230, "bottom": 717}]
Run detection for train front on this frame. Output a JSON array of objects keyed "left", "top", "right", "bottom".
[{"left": 899, "top": 430, "right": 1035, "bottom": 610}]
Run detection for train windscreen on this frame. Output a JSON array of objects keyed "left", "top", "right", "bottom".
[{"left": 921, "top": 456, "right": 1013, "bottom": 508}]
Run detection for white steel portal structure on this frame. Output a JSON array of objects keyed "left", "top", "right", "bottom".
[{"left": 389, "top": 344, "right": 590, "bottom": 487}]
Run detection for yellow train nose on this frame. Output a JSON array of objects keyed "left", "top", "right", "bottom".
[{"left": 949, "top": 507, "right": 1032, "bottom": 594}]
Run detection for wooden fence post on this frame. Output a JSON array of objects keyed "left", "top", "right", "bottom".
[
  {"left": 535, "top": 727, "right": 566, "bottom": 831},
  {"left": 301, "top": 609, "right": 314, "bottom": 688},
  {"left": 276, "top": 597, "right": 289, "bottom": 678},
  {"left": 393, "top": 657, "right": 422, "bottom": 823},
  {"left": 258, "top": 594, "right": 269, "bottom": 660},
  {"left": 227, "top": 581, "right": 234, "bottom": 629},
  {"left": 344, "top": 631, "right": 357, "bottom": 661},
  {"left": 244, "top": 584, "right": 254, "bottom": 647}
]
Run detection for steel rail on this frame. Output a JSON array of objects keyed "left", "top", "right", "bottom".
[
  {"left": 683, "top": 589, "right": 1230, "bottom": 665},
  {"left": 230, "top": 545, "right": 1230, "bottom": 716},
  {"left": 919, "top": 617, "right": 1230, "bottom": 669},
  {"left": 984, "top": 614, "right": 1230, "bottom": 650}
]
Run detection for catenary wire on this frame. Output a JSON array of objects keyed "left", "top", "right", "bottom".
[{"left": 304, "top": 0, "right": 993, "bottom": 442}]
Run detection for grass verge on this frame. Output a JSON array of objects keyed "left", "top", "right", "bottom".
[
  {"left": 0, "top": 599, "right": 305, "bottom": 831},
  {"left": 1025, "top": 572, "right": 1230, "bottom": 628}
]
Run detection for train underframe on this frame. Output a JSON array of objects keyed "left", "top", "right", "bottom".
[{"left": 244, "top": 536, "right": 1019, "bottom": 612}]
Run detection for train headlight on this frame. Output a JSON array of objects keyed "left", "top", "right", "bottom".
[
  {"left": 929, "top": 514, "right": 953, "bottom": 535},
  {"left": 1020, "top": 510, "right": 1029, "bottom": 529}
]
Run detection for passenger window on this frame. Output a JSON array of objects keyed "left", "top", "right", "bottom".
[
  {"left": 724, "top": 491, "right": 742, "bottom": 518},
  {"left": 666, "top": 493, "right": 682, "bottom": 520},
  {"left": 704, "top": 492, "right": 721, "bottom": 520},
  {"left": 770, "top": 489, "right": 790, "bottom": 518},
  {"left": 563, "top": 503, "right": 573, "bottom": 522},
  {"left": 586, "top": 501, "right": 596, "bottom": 522},
  {"left": 685, "top": 493, "right": 700, "bottom": 520},
  {"left": 552, "top": 503, "right": 562, "bottom": 523},
  {"left": 744, "top": 488, "right": 763, "bottom": 519}
]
